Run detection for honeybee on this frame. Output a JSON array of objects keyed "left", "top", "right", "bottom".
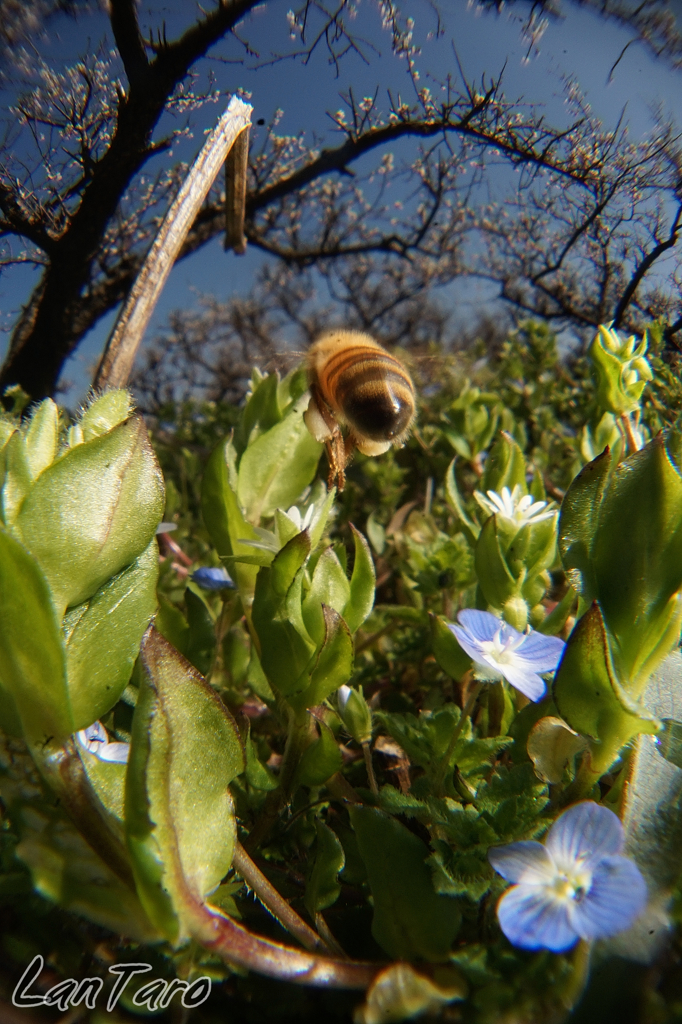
[{"left": 304, "top": 330, "right": 416, "bottom": 491}]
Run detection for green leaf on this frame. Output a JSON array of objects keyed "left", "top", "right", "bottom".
[
  {"left": 79, "top": 747, "right": 127, "bottom": 822},
  {"left": 290, "top": 606, "right": 353, "bottom": 710},
  {"left": 0, "top": 530, "right": 72, "bottom": 746},
  {"left": 592, "top": 434, "right": 682, "bottom": 686},
  {"left": 155, "top": 594, "right": 190, "bottom": 653},
  {"left": 63, "top": 539, "right": 158, "bottom": 731},
  {"left": 558, "top": 446, "right": 612, "bottom": 600},
  {"left": 126, "top": 628, "right": 245, "bottom": 941},
  {"left": 366, "top": 511, "right": 386, "bottom": 555},
  {"left": 508, "top": 517, "right": 556, "bottom": 584},
  {"left": 274, "top": 507, "right": 302, "bottom": 548},
  {"left": 304, "top": 820, "right": 345, "bottom": 916},
  {"left": 1, "top": 431, "right": 32, "bottom": 526},
  {"left": 445, "top": 459, "right": 479, "bottom": 543},
  {"left": 475, "top": 515, "right": 519, "bottom": 608},
  {"left": 184, "top": 587, "right": 216, "bottom": 676},
  {"left": 14, "top": 800, "right": 157, "bottom": 943},
  {"left": 349, "top": 805, "right": 461, "bottom": 961},
  {"left": 302, "top": 547, "right": 350, "bottom": 646},
  {"left": 23, "top": 399, "right": 59, "bottom": 481},
  {"left": 308, "top": 485, "right": 336, "bottom": 551},
  {"left": 244, "top": 721, "right": 279, "bottom": 790},
  {"left": 481, "top": 431, "right": 526, "bottom": 494},
  {"left": 247, "top": 648, "right": 275, "bottom": 703},
  {"left": 344, "top": 525, "right": 376, "bottom": 634},
  {"left": 79, "top": 390, "right": 132, "bottom": 440},
  {"left": 252, "top": 533, "right": 316, "bottom": 697},
  {"left": 376, "top": 706, "right": 511, "bottom": 789},
  {"left": 430, "top": 614, "right": 472, "bottom": 680},
  {"left": 14, "top": 417, "right": 164, "bottom": 614},
  {"left": 234, "top": 372, "right": 281, "bottom": 456},
  {"left": 537, "top": 586, "right": 576, "bottom": 635},
  {"left": 553, "top": 603, "right": 659, "bottom": 759},
  {"left": 237, "top": 394, "right": 323, "bottom": 522},
  {"left": 201, "top": 437, "right": 260, "bottom": 602},
  {"left": 297, "top": 720, "right": 343, "bottom": 787}
]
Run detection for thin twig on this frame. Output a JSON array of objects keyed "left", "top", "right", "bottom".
[{"left": 93, "top": 96, "right": 252, "bottom": 391}]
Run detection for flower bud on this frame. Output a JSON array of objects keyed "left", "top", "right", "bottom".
[
  {"left": 337, "top": 684, "right": 373, "bottom": 745},
  {"left": 590, "top": 325, "right": 652, "bottom": 416}
]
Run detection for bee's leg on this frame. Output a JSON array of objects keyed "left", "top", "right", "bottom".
[
  {"left": 327, "top": 429, "right": 347, "bottom": 492},
  {"left": 324, "top": 438, "right": 338, "bottom": 490}
]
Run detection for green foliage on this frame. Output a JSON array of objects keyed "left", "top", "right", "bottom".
[
  {"left": 126, "top": 629, "right": 244, "bottom": 941},
  {"left": 304, "top": 820, "right": 345, "bottom": 916},
  {"left": 560, "top": 432, "right": 682, "bottom": 690},
  {"left": 4, "top": 326, "right": 682, "bottom": 1023},
  {"left": 349, "top": 805, "right": 461, "bottom": 961}
]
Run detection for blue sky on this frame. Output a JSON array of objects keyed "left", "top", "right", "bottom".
[{"left": 1, "top": 1, "right": 681, "bottom": 404}]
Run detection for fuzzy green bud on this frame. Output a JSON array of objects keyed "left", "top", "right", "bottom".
[{"left": 337, "top": 685, "right": 373, "bottom": 746}]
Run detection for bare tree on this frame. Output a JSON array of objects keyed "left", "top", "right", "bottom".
[{"left": 3, "top": 0, "right": 682, "bottom": 402}]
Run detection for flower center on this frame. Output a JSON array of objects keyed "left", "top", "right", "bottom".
[
  {"left": 550, "top": 866, "right": 592, "bottom": 904},
  {"left": 480, "top": 628, "right": 525, "bottom": 665}
]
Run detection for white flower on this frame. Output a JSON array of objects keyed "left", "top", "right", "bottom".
[
  {"left": 77, "top": 721, "right": 130, "bottom": 764},
  {"left": 240, "top": 503, "right": 319, "bottom": 553},
  {"left": 474, "top": 485, "right": 556, "bottom": 528},
  {"left": 449, "top": 609, "right": 565, "bottom": 701},
  {"left": 282, "top": 504, "right": 316, "bottom": 532}
]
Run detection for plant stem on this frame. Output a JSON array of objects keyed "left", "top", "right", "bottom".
[
  {"left": 619, "top": 412, "right": 640, "bottom": 454},
  {"left": 362, "top": 742, "right": 378, "bottom": 795},
  {"left": 560, "top": 940, "right": 592, "bottom": 1010},
  {"left": 433, "top": 681, "right": 484, "bottom": 796},
  {"left": 232, "top": 843, "right": 332, "bottom": 954},
  {"left": 279, "top": 706, "right": 313, "bottom": 802},
  {"left": 243, "top": 706, "right": 312, "bottom": 852}
]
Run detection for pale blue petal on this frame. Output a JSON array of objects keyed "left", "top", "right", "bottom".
[
  {"left": 546, "top": 802, "right": 624, "bottom": 869},
  {"left": 96, "top": 741, "right": 130, "bottom": 764},
  {"left": 456, "top": 609, "right": 506, "bottom": 643},
  {"left": 82, "top": 721, "right": 107, "bottom": 744},
  {"left": 499, "top": 661, "right": 547, "bottom": 702},
  {"left": 515, "top": 632, "right": 566, "bottom": 670},
  {"left": 570, "top": 855, "right": 647, "bottom": 940},
  {"left": 497, "top": 885, "right": 578, "bottom": 952},
  {"left": 488, "top": 841, "right": 555, "bottom": 884},
  {"left": 449, "top": 623, "right": 486, "bottom": 661}
]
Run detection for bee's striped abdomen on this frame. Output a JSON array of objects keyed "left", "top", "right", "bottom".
[{"left": 322, "top": 347, "right": 414, "bottom": 441}]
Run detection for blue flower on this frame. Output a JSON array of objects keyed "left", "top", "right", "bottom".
[
  {"left": 448, "top": 609, "right": 565, "bottom": 701},
  {"left": 77, "top": 721, "right": 130, "bottom": 764},
  {"left": 488, "top": 801, "right": 647, "bottom": 952},
  {"left": 191, "top": 566, "right": 236, "bottom": 591}
]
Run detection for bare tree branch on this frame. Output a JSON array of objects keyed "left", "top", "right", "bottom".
[{"left": 612, "top": 202, "right": 682, "bottom": 326}]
